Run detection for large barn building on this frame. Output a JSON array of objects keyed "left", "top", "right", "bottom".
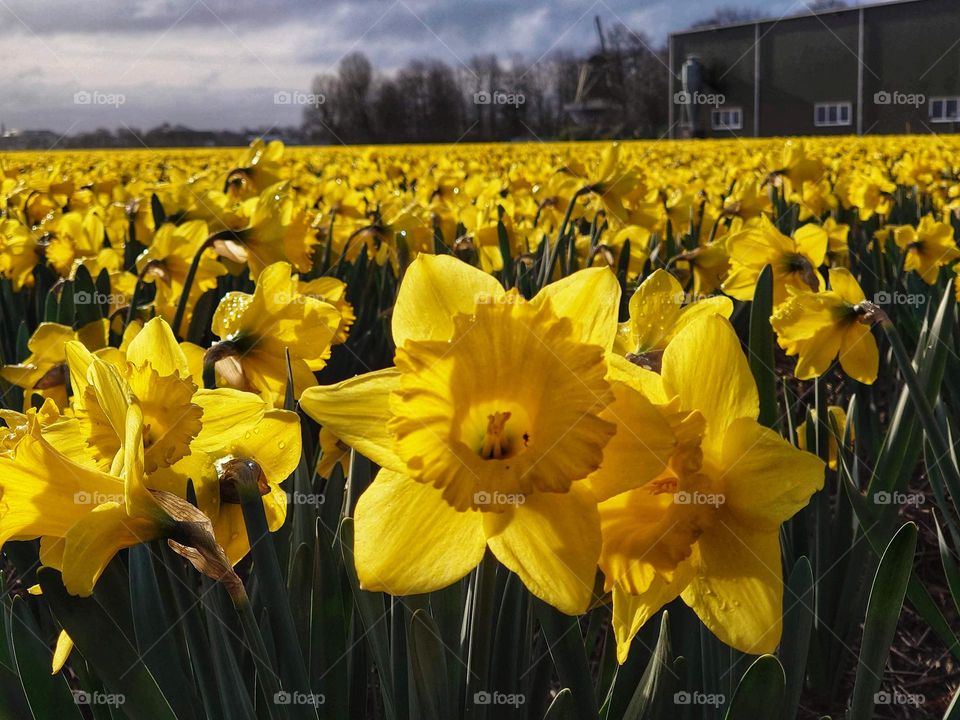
[{"left": 668, "top": 0, "right": 960, "bottom": 138}]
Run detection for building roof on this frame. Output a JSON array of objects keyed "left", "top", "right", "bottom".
[{"left": 669, "top": 0, "right": 929, "bottom": 37}]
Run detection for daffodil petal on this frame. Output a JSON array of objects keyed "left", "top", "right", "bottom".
[
  {"left": 299, "top": 368, "right": 406, "bottom": 473},
  {"left": 681, "top": 519, "right": 783, "bottom": 654},
  {"left": 839, "top": 323, "right": 879, "bottom": 385},
  {"left": 587, "top": 381, "right": 675, "bottom": 501},
  {"left": 672, "top": 295, "right": 734, "bottom": 339},
  {"left": 611, "top": 564, "right": 693, "bottom": 664},
  {"left": 125, "top": 317, "right": 189, "bottom": 377},
  {"left": 828, "top": 267, "right": 866, "bottom": 305},
  {"left": 61, "top": 502, "right": 161, "bottom": 597},
  {"left": 232, "top": 409, "right": 301, "bottom": 485},
  {"left": 391, "top": 254, "right": 504, "bottom": 347},
  {"left": 192, "top": 388, "right": 268, "bottom": 451},
  {"left": 484, "top": 483, "right": 601, "bottom": 615},
  {"left": 661, "top": 315, "right": 758, "bottom": 452},
  {"left": 353, "top": 469, "right": 486, "bottom": 595},
  {"left": 793, "top": 328, "right": 842, "bottom": 380},
  {"left": 533, "top": 266, "right": 621, "bottom": 349},
  {"left": 52, "top": 630, "right": 73, "bottom": 674},
  {"left": 624, "top": 269, "right": 683, "bottom": 352},
  {"left": 0, "top": 434, "right": 123, "bottom": 545},
  {"left": 606, "top": 354, "right": 670, "bottom": 404},
  {"left": 720, "top": 417, "right": 825, "bottom": 530},
  {"left": 794, "top": 223, "right": 828, "bottom": 266}
]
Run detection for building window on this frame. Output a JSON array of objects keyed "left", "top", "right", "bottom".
[
  {"left": 711, "top": 107, "right": 742, "bottom": 131},
  {"left": 930, "top": 97, "right": 960, "bottom": 123},
  {"left": 814, "top": 102, "right": 852, "bottom": 127}
]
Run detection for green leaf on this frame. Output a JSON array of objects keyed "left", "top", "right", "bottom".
[
  {"left": 128, "top": 545, "right": 199, "bottom": 720},
  {"left": 339, "top": 517, "right": 397, "bottom": 720},
  {"left": 621, "top": 610, "right": 680, "bottom": 720},
  {"left": 496, "top": 206, "right": 514, "bottom": 289},
  {"left": 8, "top": 597, "right": 83, "bottom": 720},
  {"left": 57, "top": 280, "right": 75, "bottom": 327},
  {"left": 840, "top": 473, "right": 960, "bottom": 661},
  {"left": 37, "top": 567, "right": 179, "bottom": 720},
  {"left": 723, "top": 654, "right": 785, "bottom": 720},
  {"left": 869, "top": 284, "right": 954, "bottom": 496},
  {"left": 151, "top": 193, "right": 166, "bottom": 228},
  {"left": 935, "top": 519, "right": 960, "bottom": 620},
  {"left": 749, "top": 264, "right": 777, "bottom": 428},
  {"left": 542, "top": 688, "right": 576, "bottom": 720},
  {"left": 408, "top": 609, "right": 453, "bottom": 720},
  {"left": 849, "top": 522, "right": 917, "bottom": 720},
  {"left": 532, "top": 597, "right": 597, "bottom": 720},
  {"left": 309, "top": 519, "right": 348, "bottom": 720},
  {"left": 73, "top": 265, "right": 101, "bottom": 326},
  {"left": 239, "top": 484, "right": 314, "bottom": 719},
  {"left": 780, "top": 557, "right": 814, "bottom": 720}
]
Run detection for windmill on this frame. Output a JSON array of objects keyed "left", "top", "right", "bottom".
[{"left": 564, "top": 17, "right": 627, "bottom": 134}]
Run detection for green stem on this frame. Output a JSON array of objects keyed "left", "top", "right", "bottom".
[
  {"left": 320, "top": 212, "right": 337, "bottom": 274},
  {"left": 465, "top": 552, "right": 498, "bottom": 719},
  {"left": 541, "top": 186, "right": 590, "bottom": 289},
  {"left": 171, "top": 236, "right": 216, "bottom": 341},
  {"left": 238, "top": 476, "right": 315, "bottom": 719},
  {"left": 234, "top": 594, "right": 285, "bottom": 720},
  {"left": 125, "top": 261, "right": 161, "bottom": 330}
]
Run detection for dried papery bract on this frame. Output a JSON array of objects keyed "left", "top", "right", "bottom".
[{"left": 151, "top": 489, "right": 245, "bottom": 602}]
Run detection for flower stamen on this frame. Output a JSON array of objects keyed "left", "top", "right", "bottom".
[{"left": 480, "top": 411, "right": 511, "bottom": 459}]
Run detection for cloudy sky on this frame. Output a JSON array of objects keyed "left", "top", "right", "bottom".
[{"left": 0, "top": 0, "right": 895, "bottom": 135}]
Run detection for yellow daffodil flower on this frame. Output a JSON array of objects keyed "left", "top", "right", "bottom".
[
  {"left": 0, "top": 218, "right": 39, "bottom": 290},
  {"left": 1, "top": 320, "right": 108, "bottom": 410},
  {"left": 64, "top": 317, "right": 301, "bottom": 564},
  {"left": 301, "top": 254, "right": 671, "bottom": 615},
  {"left": 600, "top": 315, "right": 824, "bottom": 660},
  {"left": 297, "top": 275, "right": 355, "bottom": 345},
  {"left": 723, "top": 216, "right": 826, "bottom": 304},
  {"left": 770, "top": 268, "right": 878, "bottom": 383},
  {"left": 614, "top": 269, "right": 733, "bottom": 367},
  {"left": 209, "top": 261, "right": 341, "bottom": 406},
  {"left": 893, "top": 214, "right": 960, "bottom": 284},
  {"left": 0, "top": 361, "right": 174, "bottom": 596}
]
